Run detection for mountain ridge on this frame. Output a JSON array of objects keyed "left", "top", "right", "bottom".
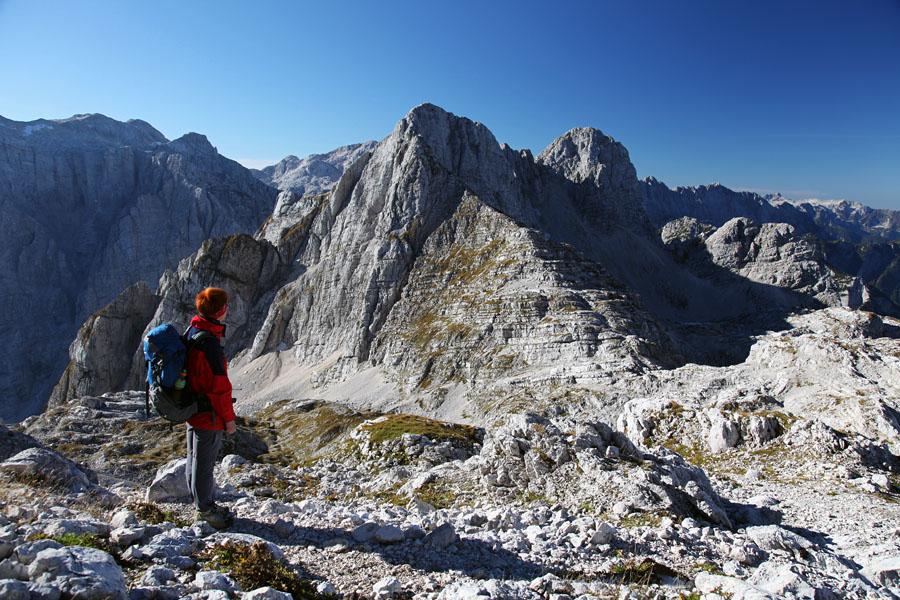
[{"left": 47, "top": 104, "right": 897, "bottom": 442}]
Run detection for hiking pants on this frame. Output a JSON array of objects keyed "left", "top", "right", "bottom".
[{"left": 185, "top": 425, "right": 222, "bottom": 511}]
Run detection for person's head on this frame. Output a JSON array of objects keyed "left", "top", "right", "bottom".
[{"left": 196, "top": 287, "right": 228, "bottom": 320}]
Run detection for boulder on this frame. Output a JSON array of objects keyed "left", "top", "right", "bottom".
[
  {"left": 860, "top": 554, "right": 900, "bottom": 586},
  {"left": 195, "top": 570, "right": 240, "bottom": 594},
  {"left": 244, "top": 587, "right": 295, "bottom": 600},
  {"left": 708, "top": 412, "right": 741, "bottom": 453},
  {"left": 28, "top": 546, "right": 126, "bottom": 600},
  {"left": 0, "top": 580, "right": 61, "bottom": 600},
  {"left": 373, "top": 576, "right": 404, "bottom": 599},
  {"left": 0, "top": 448, "right": 95, "bottom": 494},
  {"left": 423, "top": 523, "right": 458, "bottom": 549},
  {"left": 146, "top": 459, "right": 190, "bottom": 502}
]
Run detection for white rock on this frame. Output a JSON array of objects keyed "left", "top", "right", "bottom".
[
  {"left": 695, "top": 573, "right": 776, "bottom": 599},
  {"left": 0, "top": 448, "right": 95, "bottom": 493},
  {"left": 41, "top": 519, "right": 108, "bottom": 539},
  {"left": 110, "top": 526, "right": 145, "bottom": 546},
  {"left": 748, "top": 561, "right": 816, "bottom": 598},
  {"left": 374, "top": 525, "right": 405, "bottom": 544},
  {"left": 746, "top": 525, "right": 812, "bottom": 559},
  {"left": 590, "top": 522, "right": 616, "bottom": 545},
  {"left": 317, "top": 581, "right": 337, "bottom": 596},
  {"left": 424, "top": 523, "right": 458, "bottom": 548},
  {"left": 352, "top": 522, "right": 379, "bottom": 543},
  {"left": 708, "top": 412, "right": 741, "bottom": 453},
  {"left": 871, "top": 473, "right": 890, "bottom": 488},
  {"left": 221, "top": 454, "right": 248, "bottom": 471},
  {"left": 0, "top": 556, "right": 29, "bottom": 579},
  {"left": 28, "top": 546, "right": 127, "bottom": 600},
  {"left": 612, "top": 502, "right": 630, "bottom": 516},
  {"left": 109, "top": 510, "right": 139, "bottom": 530},
  {"left": 198, "top": 590, "right": 231, "bottom": 600},
  {"left": 373, "top": 576, "right": 404, "bottom": 598},
  {"left": 0, "top": 579, "right": 61, "bottom": 600},
  {"left": 243, "top": 586, "right": 294, "bottom": 600},
  {"left": 195, "top": 570, "right": 240, "bottom": 593},
  {"left": 860, "top": 554, "right": 900, "bottom": 586},
  {"left": 146, "top": 458, "right": 190, "bottom": 502},
  {"left": 258, "top": 499, "right": 291, "bottom": 517},
  {"left": 140, "top": 565, "right": 175, "bottom": 586},
  {"left": 407, "top": 497, "right": 436, "bottom": 515}
]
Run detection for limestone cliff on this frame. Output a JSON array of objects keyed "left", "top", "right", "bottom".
[{"left": 0, "top": 114, "right": 278, "bottom": 421}]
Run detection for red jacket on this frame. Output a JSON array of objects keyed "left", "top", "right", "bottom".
[{"left": 185, "top": 315, "right": 234, "bottom": 430}]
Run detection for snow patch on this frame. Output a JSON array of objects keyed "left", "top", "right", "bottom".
[{"left": 24, "top": 123, "right": 52, "bottom": 136}]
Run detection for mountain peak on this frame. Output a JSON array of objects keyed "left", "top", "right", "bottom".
[
  {"left": 167, "top": 132, "right": 215, "bottom": 155},
  {"left": 537, "top": 126, "right": 637, "bottom": 190}
]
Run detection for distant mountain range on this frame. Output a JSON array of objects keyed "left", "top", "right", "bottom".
[
  {"left": 2, "top": 106, "right": 900, "bottom": 427},
  {"left": 250, "top": 141, "right": 377, "bottom": 196},
  {"left": 641, "top": 177, "right": 900, "bottom": 306}
]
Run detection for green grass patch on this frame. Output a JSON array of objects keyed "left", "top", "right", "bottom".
[
  {"left": 616, "top": 511, "right": 666, "bottom": 529},
  {"left": 414, "top": 481, "right": 458, "bottom": 510},
  {"left": 256, "top": 400, "right": 376, "bottom": 467},
  {"left": 608, "top": 558, "right": 682, "bottom": 585},
  {"left": 361, "top": 414, "right": 480, "bottom": 447},
  {"left": 128, "top": 502, "right": 190, "bottom": 527},
  {"left": 200, "top": 540, "right": 325, "bottom": 599}
]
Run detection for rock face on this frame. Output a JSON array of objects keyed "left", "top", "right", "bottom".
[
  {"left": 643, "top": 177, "right": 900, "bottom": 313},
  {"left": 251, "top": 141, "right": 378, "bottom": 195},
  {"left": 0, "top": 113, "right": 278, "bottom": 422},
  {"left": 661, "top": 216, "right": 900, "bottom": 316},
  {"left": 106, "top": 104, "right": 705, "bottom": 419},
  {"left": 49, "top": 281, "right": 160, "bottom": 407}
]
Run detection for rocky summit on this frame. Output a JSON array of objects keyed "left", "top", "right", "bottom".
[{"left": 2, "top": 103, "right": 900, "bottom": 598}]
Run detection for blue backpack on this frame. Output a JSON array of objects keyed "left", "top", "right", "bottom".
[{"left": 143, "top": 324, "right": 215, "bottom": 422}]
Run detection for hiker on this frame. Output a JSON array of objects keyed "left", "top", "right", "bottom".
[{"left": 185, "top": 286, "right": 236, "bottom": 528}]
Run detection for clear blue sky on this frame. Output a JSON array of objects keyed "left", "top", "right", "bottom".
[{"left": 1, "top": 0, "right": 898, "bottom": 208}]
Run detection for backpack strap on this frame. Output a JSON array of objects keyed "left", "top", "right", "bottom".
[
  {"left": 144, "top": 360, "right": 150, "bottom": 419},
  {"left": 182, "top": 329, "right": 220, "bottom": 414}
]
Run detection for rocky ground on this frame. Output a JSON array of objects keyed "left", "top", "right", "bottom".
[{"left": 2, "top": 389, "right": 899, "bottom": 599}]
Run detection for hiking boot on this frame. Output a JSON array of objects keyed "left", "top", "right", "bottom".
[{"left": 195, "top": 504, "right": 233, "bottom": 529}]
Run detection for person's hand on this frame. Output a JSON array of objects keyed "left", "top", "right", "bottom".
[{"left": 225, "top": 420, "right": 236, "bottom": 435}]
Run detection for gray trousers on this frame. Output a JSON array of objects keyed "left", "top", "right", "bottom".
[{"left": 185, "top": 425, "right": 223, "bottom": 511}]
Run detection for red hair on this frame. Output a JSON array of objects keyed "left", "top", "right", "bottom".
[{"left": 196, "top": 287, "right": 228, "bottom": 318}]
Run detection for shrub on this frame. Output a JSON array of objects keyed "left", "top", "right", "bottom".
[{"left": 200, "top": 540, "right": 324, "bottom": 599}]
